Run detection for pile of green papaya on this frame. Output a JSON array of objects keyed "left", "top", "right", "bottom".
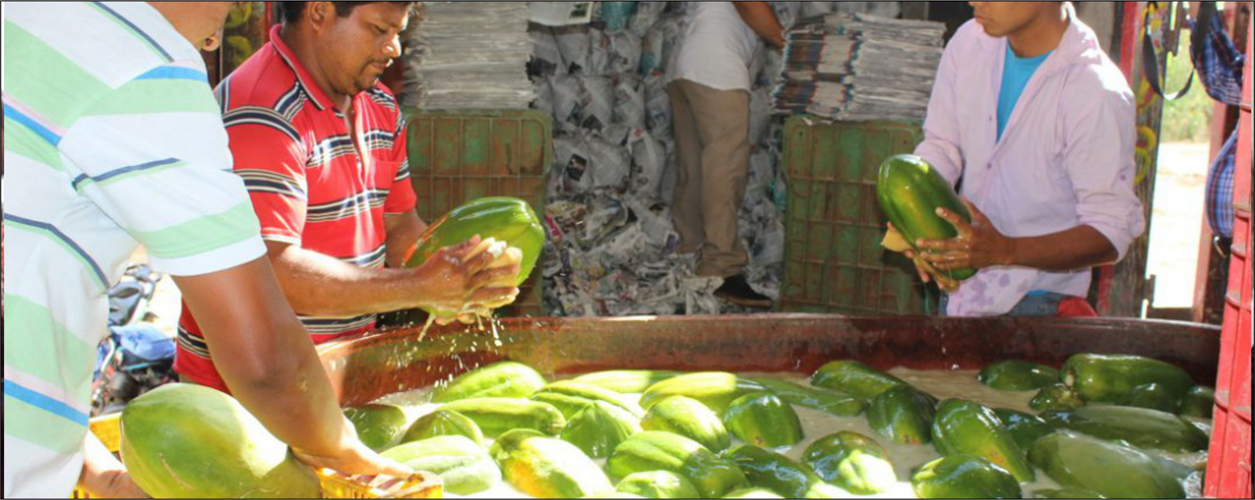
[
  {"left": 340, "top": 356, "right": 1208, "bottom": 498},
  {"left": 120, "top": 353, "right": 1208, "bottom": 498}
]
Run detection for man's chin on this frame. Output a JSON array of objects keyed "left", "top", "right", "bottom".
[{"left": 981, "top": 25, "right": 1009, "bottom": 38}]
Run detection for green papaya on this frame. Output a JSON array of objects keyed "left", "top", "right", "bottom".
[
  {"left": 803, "top": 431, "right": 897, "bottom": 495},
  {"left": 572, "top": 370, "right": 683, "bottom": 394},
  {"left": 561, "top": 401, "right": 642, "bottom": 458},
  {"left": 640, "top": 395, "right": 732, "bottom": 452},
  {"left": 932, "top": 399, "right": 1035, "bottom": 482},
  {"left": 722, "top": 487, "right": 785, "bottom": 498},
  {"left": 402, "top": 409, "right": 484, "bottom": 445},
  {"left": 1031, "top": 487, "right": 1107, "bottom": 499},
  {"left": 724, "top": 445, "right": 845, "bottom": 499},
  {"left": 120, "top": 384, "right": 320, "bottom": 498},
  {"left": 1180, "top": 386, "right": 1215, "bottom": 418},
  {"left": 432, "top": 361, "right": 548, "bottom": 402},
  {"left": 405, "top": 197, "right": 544, "bottom": 318},
  {"left": 490, "top": 429, "right": 612, "bottom": 498},
  {"left": 810, "top": 361, "right": 909, "bottom": 400},
  {"left": 640, "top": 372, "right": 760, "bottom": 415},
  {"left": 607, "top": 431, "right": 749, "bottom": 498},
  {"left": 867, "top": 386, "right": 937, "bottom": 445},
  {"left": 723, "top": 392, "right": 804, "bottom": 448},
  {"left": 615, "top": 471, "right": 701, "bottom": 499},
  {"left": 876, "top": 154, "right": 977, "bottom": 281},
  {"left": 747, "top": 377, "right": 867, "bottom": 417},
  {"left": 1038, "top": 406, "right": 1209, "bottom": 453},
  {"left": 534, "top": 380, "right": 645, "bottom": 417},
  {"left": 1120, "top": 382, "right": 1182, "bottom": 414},
  {"left": 439, "top": 397, "right": 565, "bottom": 437},
  {"left": 1030, "top": 384, "right": 1085, "bottom": 412},
  {"left": 381, "top": 435, "right": 501, "bottom": 495},
  {"left": 992, "top": 409, "right": 1055, "bottom": 451},
  {"left": 344, "top": 404, "right": 409, "bottom": 451},
  {"left": 1060, "top": 354, "right": 1194, "bottom": 405},
  {"left": 529, "top": 392, "right": 599, "bottom": 420},
  {"left": 978, "top": 361, "right": 1060, "bottom": 392},
  {"left": 1028, "top": 431, "right": 1192, "bottom": 499},
  {"left": 910, "top": 454, "right": 1022, "bottom": 499}
]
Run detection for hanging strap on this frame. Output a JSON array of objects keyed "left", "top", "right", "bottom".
[{"left": 1141, "top": 1, "right": 1204, "bottom": 101}]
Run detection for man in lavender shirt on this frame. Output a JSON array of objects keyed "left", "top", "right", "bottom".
[{"left": 902, "top": 2, "right": 1144, "bottom": 317}]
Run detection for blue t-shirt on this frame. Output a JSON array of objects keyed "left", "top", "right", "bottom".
[{"left": 997, "top": 45, "right": 1052, "bottom": 140}]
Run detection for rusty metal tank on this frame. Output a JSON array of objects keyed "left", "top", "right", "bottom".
[{"left": 315, "top": 315, "right": 1220, "bottom": 406}]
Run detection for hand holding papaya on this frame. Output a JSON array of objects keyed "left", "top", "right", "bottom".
[
  {"left": 916, "top": 199, "right": 1017, "bottom": 273},
  {"left": 409, "top": 235, "right": 522, "bottom": 324},
  {"left": 886, "top": 223, "right": 961, "bottom": 292},
  {"left": 291, "top": 416, "right": 414, "bottom": 478}
]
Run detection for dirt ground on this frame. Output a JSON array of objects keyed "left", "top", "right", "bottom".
[{"left": 1147, "top": 141, "right": 1212, "bottom": 309}]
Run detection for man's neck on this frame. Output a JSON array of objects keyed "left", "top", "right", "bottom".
[
  {"left": 279, "top": 26, "right": 353, "bottom": 108},
  {"left": 1007, "top": 5, "right": 1070, "bottom": 58}
]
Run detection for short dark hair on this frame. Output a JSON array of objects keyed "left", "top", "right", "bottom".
[{"left": 278, "top": 2, "right": 416, "bottom": 25}]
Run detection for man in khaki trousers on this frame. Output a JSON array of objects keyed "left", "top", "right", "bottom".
[{"left": 668, "top": 2, "right": 784, "bottom": 308}]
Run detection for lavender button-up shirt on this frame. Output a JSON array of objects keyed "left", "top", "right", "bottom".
[{"left": 914, "top": 13, "right": 1145, "bottom": 316}]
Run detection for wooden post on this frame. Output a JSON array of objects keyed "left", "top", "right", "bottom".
[{"left": 1101, "top": 2, "right": 1170, "bottom": 317}]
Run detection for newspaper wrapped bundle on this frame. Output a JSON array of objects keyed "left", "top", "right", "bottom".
[
  {"left": 402, "top": 2, "right": 535, "bottom": 109},
  {"left": 773, "top": 13, "right": 945, "bottom": 121}
]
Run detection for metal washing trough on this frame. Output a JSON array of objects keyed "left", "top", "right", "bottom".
[{"left": 315, "top": 315, "right": 1220, "bottom": 406}]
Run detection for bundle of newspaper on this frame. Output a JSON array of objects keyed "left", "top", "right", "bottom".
[
  {"left": 401, "top": 2, "right": 535, "bottom": 109},
  {"left": 773, "top": 13, "right": 945, "bottom": 121}
]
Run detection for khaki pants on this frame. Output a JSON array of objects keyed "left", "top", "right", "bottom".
[{"left": 668, "top": 79, "right": 751, "bottom": 278}]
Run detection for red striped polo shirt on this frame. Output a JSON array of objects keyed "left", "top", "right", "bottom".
[{"left": 176, "top": 25, "right": 416, "bottom": 392}]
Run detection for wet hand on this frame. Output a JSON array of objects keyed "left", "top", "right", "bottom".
[
  {"left": 291, "top": 418, "right": 413, "bottom": 478},
  {"left": 411, "top": 236, "right": 522, "bottom": 317},
  {"left": 916, "top": 199, "right": 1016, "bottom": 271}
]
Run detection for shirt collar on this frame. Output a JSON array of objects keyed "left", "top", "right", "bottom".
[{"left": 269, "top": 24, "right": 334, "bottom": 111}]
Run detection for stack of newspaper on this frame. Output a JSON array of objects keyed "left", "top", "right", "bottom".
[
  {"left": 402, "top": 2, "right": 535, "bottom": 109},
  {"left": 774, "top": 13, "right": 945, "bottom": 121}
]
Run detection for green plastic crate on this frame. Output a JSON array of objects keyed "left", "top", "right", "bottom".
[
  {"left": 778, "top": 117, "right": 934, "bottom": 316},
  {"left": 405, "top": 108, "right": 552, "bottom": 317}
]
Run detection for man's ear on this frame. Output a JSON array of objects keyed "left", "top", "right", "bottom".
[{"left": 307, "top": 1, "right": 333, "bottom": 33}]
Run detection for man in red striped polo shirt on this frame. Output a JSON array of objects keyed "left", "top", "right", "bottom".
[{"left": 177, "top": 2, "right": 520, "bottom": 392}]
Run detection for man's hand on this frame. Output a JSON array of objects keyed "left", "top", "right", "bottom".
[
  {"left": 409, "top": 236, "right": 522, "bottom": 317},
  {"left": 291, "top": 417, "right": 413, "bottom": 478},
  {"left": 78, "top": 433, "right": 149, "bottom": 498},
  {"left": 886, "top": 223, "right": 961, "bottom": 292},
  {"left": 916, "top": 199, "right": 1017, "bottom": 271},
  {"left": 77, "top": 469, "right": 147, "bottom": 499}
]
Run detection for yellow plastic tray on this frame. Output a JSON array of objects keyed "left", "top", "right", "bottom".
[{"left": 72, "top": 414, "right": 441, "bottom": 498}]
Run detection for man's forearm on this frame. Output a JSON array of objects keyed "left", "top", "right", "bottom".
[
  {"left": 384, "top": 211, "right": 425, "bottom": 268},
  {"left": 175, "top": 259, "right": 348, "bottom": 460},
  {"left": 267, "top": 241, "right": 424, "bottom": 317},
  {"left": 1008, "top": 225, "right": 1119, "bottom": 272},
  {"left": 734, "top": 2, "right": 786, "bottom": 49}
]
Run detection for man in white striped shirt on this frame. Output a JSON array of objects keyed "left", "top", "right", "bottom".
[{"left": 2, "top": 3, "right": 501, "bottom": 496}]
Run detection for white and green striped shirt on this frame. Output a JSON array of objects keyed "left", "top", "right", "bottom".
[{"left": 3, "top": 3, "right": 266, "bottom": 496}]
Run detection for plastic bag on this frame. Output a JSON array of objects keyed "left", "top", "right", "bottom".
[
  {"left": 630, "top": 2, "right": 667, "bottom": 37},
  {"left": 613, "top": 75, "right": 646, "bottom": 130},
  {"left": 581, "top": 75, "right": 614, "bottom": 132},
  {"left": 586, "top": 135, "right": 632, "bottom": 190},
  {"left": 528, "top": 24, "right": 566, "bottom": 78},
  {"left": 549, "top": 74, "right": 585, "bottom": 134},
  {"left": 553, "top": 25, "right": 591, "bottom": 74},
  {"left": 598, "top": 1, "right": 637, "bottom": 33},
  {"left": 627, "top": 128, "right": 666, "bottom": 201}
]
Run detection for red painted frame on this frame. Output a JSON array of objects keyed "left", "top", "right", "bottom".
[{"left": 1204, "top": 8, "right": 1254, "bottom": 496}]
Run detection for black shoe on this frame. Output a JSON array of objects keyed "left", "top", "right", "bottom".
[{"left": 714, "top": 274, "right": 773, "bottom": 309}]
